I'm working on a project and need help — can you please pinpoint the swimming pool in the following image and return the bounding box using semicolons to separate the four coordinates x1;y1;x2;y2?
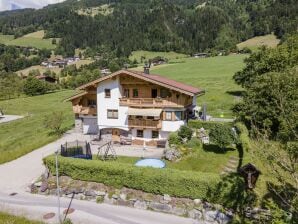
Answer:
135;158;166;168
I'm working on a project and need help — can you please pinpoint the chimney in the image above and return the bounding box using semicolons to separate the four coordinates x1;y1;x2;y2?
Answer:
143;64;150;74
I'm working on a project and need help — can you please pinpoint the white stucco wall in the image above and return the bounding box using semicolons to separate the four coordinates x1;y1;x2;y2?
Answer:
97;77;129;130
161;120;186;132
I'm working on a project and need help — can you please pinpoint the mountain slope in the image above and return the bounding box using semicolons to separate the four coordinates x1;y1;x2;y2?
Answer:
0;0;296;56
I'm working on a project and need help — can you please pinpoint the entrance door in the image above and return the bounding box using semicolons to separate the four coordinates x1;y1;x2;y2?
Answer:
112;129;120;142
151;89;158;98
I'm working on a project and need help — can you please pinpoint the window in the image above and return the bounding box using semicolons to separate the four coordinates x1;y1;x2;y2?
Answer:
88;100;96;107
107;109;118;119
152;131;159;139
175;111;183;120
147;116;154;120
136;115;143;119
105;89;111;98
160;88;170;98
137;130;143;138
124;89;130;98
133;89;138;98
165;111;172;120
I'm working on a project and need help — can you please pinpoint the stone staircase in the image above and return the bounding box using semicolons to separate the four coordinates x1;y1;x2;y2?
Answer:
220;156;239;176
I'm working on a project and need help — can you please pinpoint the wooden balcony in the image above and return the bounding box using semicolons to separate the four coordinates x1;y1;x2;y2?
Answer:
73;105;97;115
128;119;162;129
119;98;183;108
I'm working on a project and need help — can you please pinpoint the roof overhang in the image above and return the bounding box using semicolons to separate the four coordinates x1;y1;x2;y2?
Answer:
77;70;204;97
64;91;88;102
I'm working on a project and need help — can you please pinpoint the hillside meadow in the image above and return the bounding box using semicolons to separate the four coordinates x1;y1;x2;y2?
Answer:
0;30;56;49
0;90;74;164
133;54;246;118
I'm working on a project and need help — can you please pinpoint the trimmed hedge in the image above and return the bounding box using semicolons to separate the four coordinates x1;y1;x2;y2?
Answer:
44;155;220;200
188;120;233;130
235;122;251;151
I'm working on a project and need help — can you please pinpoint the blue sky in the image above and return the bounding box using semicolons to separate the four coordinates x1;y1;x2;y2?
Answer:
0;0;66;11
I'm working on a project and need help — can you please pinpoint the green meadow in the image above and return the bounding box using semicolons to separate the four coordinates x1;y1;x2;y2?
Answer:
0;90;74;164
0;31;56;49
135;54;247;118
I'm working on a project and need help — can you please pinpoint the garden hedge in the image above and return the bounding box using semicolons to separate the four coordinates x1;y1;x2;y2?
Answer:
44;155;220;200
188;120;233;130
235;122;251;151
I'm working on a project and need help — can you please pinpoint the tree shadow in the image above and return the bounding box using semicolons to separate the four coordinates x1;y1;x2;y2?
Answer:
203;144;235;154
207;173;258;219
236;143;244;170
226;90;246;97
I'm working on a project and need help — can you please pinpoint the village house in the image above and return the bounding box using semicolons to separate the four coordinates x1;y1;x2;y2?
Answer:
66;69;204;146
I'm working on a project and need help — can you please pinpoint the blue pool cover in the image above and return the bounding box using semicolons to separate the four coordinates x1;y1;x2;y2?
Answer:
135;158;166;168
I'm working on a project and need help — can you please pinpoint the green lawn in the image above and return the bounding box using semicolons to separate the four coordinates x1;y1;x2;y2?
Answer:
150;55;246;118
0;31;56;49
93;146;238;174
0;212;44;224
0;90;74;164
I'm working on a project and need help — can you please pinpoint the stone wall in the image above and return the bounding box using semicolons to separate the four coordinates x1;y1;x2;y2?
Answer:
32;175;232;224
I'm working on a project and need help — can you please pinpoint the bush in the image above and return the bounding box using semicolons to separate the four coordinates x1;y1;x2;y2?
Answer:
177;125;193;141
23;76;48;96
188;120;233;130
44;155;220;200
186;137;202;149
235;122;251;151
43;111;65;135
168;132;181;146
209;124;234;150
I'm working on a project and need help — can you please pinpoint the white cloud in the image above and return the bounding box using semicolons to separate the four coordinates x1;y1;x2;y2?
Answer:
0;0;66;11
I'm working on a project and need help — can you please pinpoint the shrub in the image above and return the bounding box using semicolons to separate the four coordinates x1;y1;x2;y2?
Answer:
168;132;181;146
235;122;251;151
186;137;202;149
178;125;193;141
23;76;48;96
44;155;220;200
43;111;65;135
188;120;233;130
209;124;234;150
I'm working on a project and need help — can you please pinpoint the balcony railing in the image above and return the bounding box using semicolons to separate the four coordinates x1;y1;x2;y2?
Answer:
119;98;183;108
128;119;162;129
73;105;97;115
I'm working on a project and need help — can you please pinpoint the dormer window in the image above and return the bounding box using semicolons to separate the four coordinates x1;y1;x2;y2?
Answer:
105;89;111;98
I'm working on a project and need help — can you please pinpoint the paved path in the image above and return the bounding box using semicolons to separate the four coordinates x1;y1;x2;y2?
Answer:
0;130;188;224
0;115;24;124
0;192;196;224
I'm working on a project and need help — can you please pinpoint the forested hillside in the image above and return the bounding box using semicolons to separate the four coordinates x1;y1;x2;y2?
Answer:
0;0;297;56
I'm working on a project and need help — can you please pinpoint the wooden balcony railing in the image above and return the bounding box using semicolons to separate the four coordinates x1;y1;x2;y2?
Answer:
73;105;97;115
119;98;183;108
128;119;162;129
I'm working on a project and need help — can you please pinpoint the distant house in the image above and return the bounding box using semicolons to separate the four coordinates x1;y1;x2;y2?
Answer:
100;68;111;76
193;53;208;58
150;57;167;66
36;75;57;83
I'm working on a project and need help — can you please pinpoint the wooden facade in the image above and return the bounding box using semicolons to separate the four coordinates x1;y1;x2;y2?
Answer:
70;88;97;116
119;75;192;108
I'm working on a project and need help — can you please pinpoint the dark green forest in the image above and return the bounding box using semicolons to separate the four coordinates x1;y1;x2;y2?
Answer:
0;0;297;56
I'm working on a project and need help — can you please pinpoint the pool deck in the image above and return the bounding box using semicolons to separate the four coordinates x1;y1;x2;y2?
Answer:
90;141;164;158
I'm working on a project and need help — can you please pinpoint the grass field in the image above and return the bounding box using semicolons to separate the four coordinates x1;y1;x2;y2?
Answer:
237;34;280;51
0;90;74;164
133;55;246;118
0;30;56;50
16;59;93;77
0;212;43;224
129;50;188;63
